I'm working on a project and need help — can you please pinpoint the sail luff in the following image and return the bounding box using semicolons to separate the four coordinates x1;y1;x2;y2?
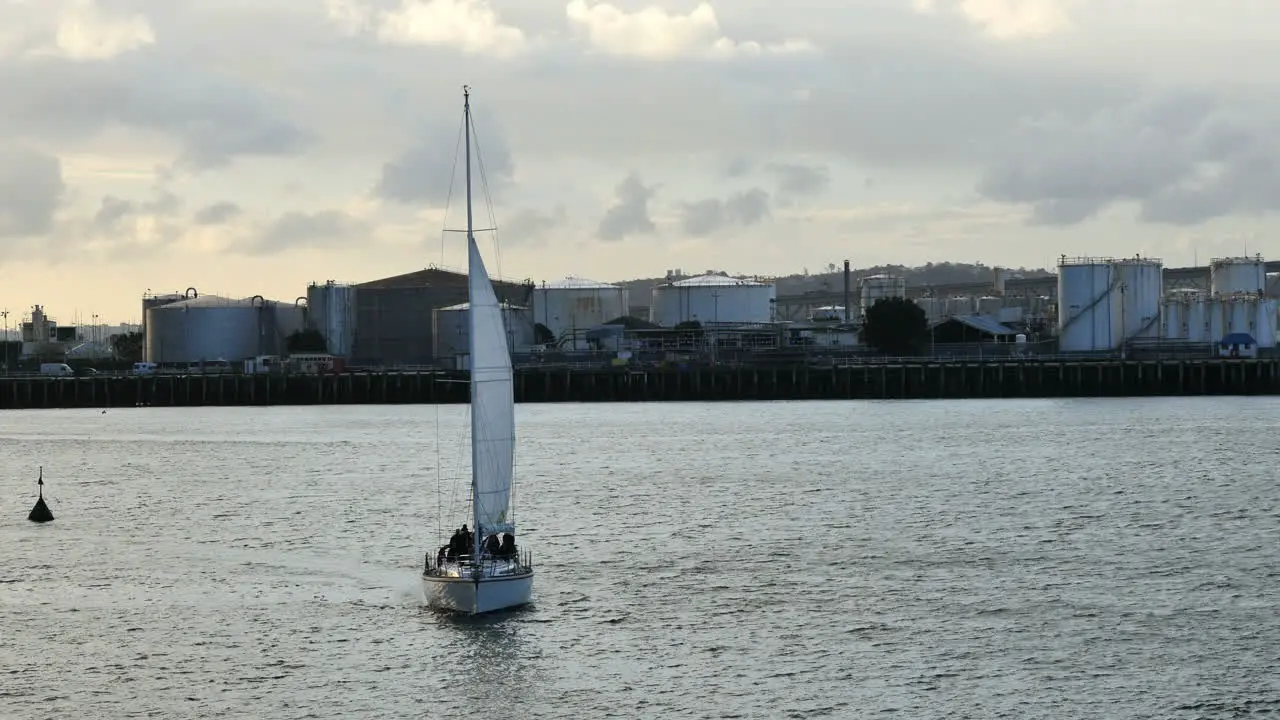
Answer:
464;85;482;562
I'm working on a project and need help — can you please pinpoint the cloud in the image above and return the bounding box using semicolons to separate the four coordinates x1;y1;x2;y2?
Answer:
252;210;371;255
0;0;155;62
679;188;771;236
92;189;180;229
912;0;1074;40
565;1;813;60
331;0;527;57
374;111;515;205
976;91;1280;226
503;205;567;245
597;172;656;241
193;201;243;226
0;147;66;238
766;162;831;201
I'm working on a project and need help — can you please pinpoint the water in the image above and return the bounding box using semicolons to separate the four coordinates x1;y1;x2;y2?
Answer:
1;399;1278;719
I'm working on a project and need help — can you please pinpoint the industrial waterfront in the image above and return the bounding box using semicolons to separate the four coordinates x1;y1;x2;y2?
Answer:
5;254;1280;382
3;357;1279;409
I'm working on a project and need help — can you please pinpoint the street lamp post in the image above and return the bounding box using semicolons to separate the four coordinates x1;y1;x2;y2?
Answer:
1;309;8;374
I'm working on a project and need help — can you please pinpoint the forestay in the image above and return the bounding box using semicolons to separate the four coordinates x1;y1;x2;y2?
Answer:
467;235;516;536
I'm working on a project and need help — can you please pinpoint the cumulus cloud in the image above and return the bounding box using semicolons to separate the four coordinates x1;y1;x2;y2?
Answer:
93;189;180;229
565;1;813;60
597;172;656;241
0;0;155;62
503;206;567;245
374;105;515;206
0;147;66;238
976;91;1280;226
912;0;1074;40
193;201;243;226
679;188;771;236
331;0;526;57
252;210;371;255
766;162;831;202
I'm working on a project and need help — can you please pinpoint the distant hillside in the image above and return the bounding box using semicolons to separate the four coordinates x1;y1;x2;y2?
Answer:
611;261;1054;302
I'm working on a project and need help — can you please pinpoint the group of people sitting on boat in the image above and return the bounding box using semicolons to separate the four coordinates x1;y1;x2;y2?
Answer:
435;523;518;564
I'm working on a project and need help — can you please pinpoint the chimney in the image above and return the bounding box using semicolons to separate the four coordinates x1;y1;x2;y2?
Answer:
842;260;851;322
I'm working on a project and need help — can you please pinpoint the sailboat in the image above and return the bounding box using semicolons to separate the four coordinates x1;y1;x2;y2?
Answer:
421;86;533;615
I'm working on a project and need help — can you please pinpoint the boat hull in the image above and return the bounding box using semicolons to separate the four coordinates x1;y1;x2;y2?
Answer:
422;571;533;615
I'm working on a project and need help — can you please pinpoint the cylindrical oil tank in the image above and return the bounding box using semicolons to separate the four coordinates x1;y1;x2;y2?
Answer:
432;302;535;359
1057;258;1122;352
1160;298;1185;340
1210;256;1267;295
1213;295;1278;348
945;296;975;316
858;274;906;316
977;296;1002;315
306;281;358;357
1184;296;1209;343
648;274;775;327
1260;299;1280;348
141;291;189;361
1114;258;1163;341
530;277;629;341
912;298;940;322
145;295;305;364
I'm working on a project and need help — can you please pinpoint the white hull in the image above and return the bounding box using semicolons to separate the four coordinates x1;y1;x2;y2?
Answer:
422;571;533;615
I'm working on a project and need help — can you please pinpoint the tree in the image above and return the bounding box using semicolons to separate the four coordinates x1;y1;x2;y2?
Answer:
286;328;328;353
860;297;929;356
111;331;144;362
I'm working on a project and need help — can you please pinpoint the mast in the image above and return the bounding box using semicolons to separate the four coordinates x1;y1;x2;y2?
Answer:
464;85;482;564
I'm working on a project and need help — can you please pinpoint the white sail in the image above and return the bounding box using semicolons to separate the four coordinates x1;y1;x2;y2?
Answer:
467;235;516;536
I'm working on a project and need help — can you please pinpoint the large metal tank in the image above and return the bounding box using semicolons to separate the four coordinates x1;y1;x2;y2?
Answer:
945;296;975;316
858;274;906;316
145;295;305;364
306;281;358;357
1210;255;1267;295
141;289;192;361
913;297;941;322
648;273;775;327
1209;295;1278;347
432;302;535;360
977;296;1002;316
1184;296;1210;343
1160;297;1185;340
1057;256;1162;351
530;276;629;341
1114;257;1163;342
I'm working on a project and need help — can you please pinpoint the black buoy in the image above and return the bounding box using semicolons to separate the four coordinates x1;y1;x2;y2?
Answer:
28;466;53;523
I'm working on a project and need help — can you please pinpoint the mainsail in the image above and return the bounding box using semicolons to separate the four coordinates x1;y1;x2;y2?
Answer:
467;235;516;535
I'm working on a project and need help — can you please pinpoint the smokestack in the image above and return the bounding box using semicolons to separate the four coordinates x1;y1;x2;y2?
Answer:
842;259;851;322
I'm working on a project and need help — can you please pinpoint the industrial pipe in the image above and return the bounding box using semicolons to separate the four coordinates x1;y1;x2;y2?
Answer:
185;287;198;299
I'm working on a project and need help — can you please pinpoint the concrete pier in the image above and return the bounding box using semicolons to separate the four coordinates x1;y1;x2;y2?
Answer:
1;359;1277;409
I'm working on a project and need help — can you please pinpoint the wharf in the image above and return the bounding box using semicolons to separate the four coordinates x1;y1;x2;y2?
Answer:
1;359;1279;409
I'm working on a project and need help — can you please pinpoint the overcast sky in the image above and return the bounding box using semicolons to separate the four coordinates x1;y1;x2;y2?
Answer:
3;0;1280;323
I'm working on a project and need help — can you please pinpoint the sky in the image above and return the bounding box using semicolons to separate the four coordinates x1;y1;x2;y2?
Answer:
4;0;1280;324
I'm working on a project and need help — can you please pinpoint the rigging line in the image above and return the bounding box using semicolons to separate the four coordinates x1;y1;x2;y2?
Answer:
435;116;465;547
468;112;503;281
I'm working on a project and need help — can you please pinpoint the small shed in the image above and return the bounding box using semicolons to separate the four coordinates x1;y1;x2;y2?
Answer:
931;314;1018;343
1218;332;1257;358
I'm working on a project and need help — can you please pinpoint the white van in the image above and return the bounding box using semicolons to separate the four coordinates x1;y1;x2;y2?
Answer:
39;363;74;377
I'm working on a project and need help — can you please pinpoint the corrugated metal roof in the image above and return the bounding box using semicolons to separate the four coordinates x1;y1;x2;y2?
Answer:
670;273;771;288
944;313;1018;335
541;276;618;290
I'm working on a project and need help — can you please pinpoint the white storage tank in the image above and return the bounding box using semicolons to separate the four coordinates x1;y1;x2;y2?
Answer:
1209;294;1278;348
649;273;775;327
858;274;906;316
913;298;941;322
531;276;629;342
306;281;357;357
1057;256;1163;352
1210;255;1267;295
808;305;845;322
945;296;975;316
977;296;1002;315
1160;297;1185;340
432;302;535;360
145;295;305;364
1184;296;1210;343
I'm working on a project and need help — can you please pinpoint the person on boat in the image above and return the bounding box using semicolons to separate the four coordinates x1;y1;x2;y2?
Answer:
484;533;500;556
436;545;448;566
498;533;517;559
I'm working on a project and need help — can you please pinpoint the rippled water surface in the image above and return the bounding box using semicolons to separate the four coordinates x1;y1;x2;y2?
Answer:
1;399;1278;719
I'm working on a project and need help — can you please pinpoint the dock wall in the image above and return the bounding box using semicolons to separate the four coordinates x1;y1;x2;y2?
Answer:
2;359;1279;409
